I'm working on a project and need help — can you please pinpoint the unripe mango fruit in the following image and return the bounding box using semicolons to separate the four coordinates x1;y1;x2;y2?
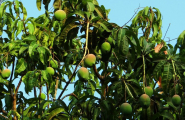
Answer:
144;86;153;97
120;103;132;116
101;42;111;54
139;94;151;108
78;67;89;81
84;54;96;68
49;59;58;69
54;10;66;21
39;93;46;100
107;36;113;44
1;69;11;78
172;94;181;106
46;67;55;75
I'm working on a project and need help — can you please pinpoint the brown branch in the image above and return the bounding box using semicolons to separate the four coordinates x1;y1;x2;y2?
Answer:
15;77;22;95
105;66;117;77
93;64;104;81
0;113;8;119
9;56;15;97
61;93;78;100
57;66;78;100
54;79;59;101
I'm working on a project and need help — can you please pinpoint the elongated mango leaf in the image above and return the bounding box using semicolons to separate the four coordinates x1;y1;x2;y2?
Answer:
14;0;19;17
94;5;105;18
37;46;46;64
117;28;129;55
174;30;185;52
123;80;134;98
19;45;28;55
19;1;27;20
38;100;52;115
68;10;85;18
143;6;149;16
46;107;66;120
0;2;6;19
87;2;95;13
162;63;173;94
59;22;80;43
153;7;161;21
160;111;174;120
96;19;112;32
152;23;158;38
153;60;167;81
22;35;37;42
14;58;27;74
27;23;34;35
36;0;42;11
22;71;38;94
16;20;23;36
28;41;39;58
23;104;36;116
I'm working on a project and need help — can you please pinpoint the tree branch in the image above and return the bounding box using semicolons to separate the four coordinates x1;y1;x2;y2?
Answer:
93;64;104;81
61;93;78;100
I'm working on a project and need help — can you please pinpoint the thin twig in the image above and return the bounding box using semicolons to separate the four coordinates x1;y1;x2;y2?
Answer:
61;93;78;100
163;23;171;40
121;4;140;28
0;113;9;119
15;77;22;95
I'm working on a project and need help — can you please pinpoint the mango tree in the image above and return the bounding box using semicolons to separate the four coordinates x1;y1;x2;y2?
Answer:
0;0;185;120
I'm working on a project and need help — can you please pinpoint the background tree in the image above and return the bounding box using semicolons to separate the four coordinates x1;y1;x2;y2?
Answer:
0;0;185;120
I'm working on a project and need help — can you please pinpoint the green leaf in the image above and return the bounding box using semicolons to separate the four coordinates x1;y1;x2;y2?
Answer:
8;42;16;51
96;19;112;32
68;10;85;18
38;100;52;115
124;80;134;98
16;20;23;36
19;1;27;20
22;71;38;94
5;95;12;110
0;2;6;19
93;107;100;120
162;63;173;94
22;35;37;42
59;22;80;43
23;104;36;116
88;80;96;95
37;46;46;64
46;107;66;120
36;0;42;11
152;23;158;38
87;2;95;13
27;23;34;35
94;5;105;18
143;6;149;16
14;0;19;16
153;7;161;21
14;58;27;75
28;41;39;58
19;45;28;55
117;28;129;55
153;60;166;81
157;29;162;39
160;111;174;120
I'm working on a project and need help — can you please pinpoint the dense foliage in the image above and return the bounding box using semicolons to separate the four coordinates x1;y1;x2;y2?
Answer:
0;0;185;120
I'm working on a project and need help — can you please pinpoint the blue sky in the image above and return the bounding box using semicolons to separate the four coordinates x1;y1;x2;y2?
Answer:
2;0;185;106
